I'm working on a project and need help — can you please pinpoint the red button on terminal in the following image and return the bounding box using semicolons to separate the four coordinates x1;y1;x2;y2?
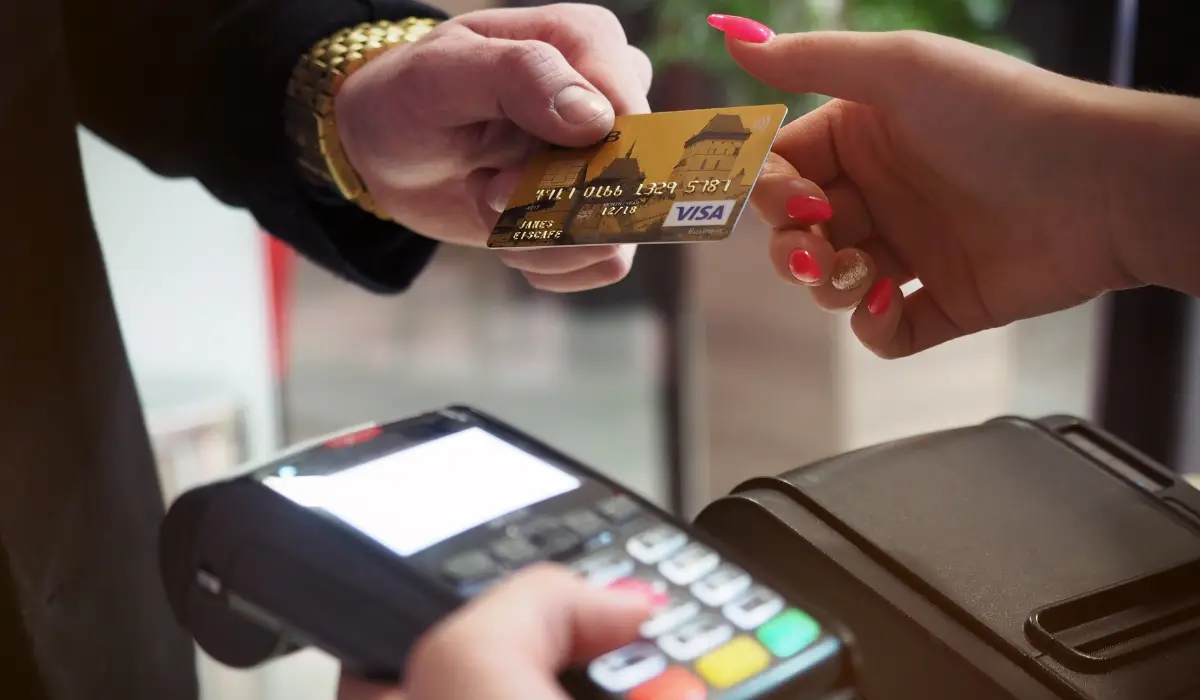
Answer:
628;666;707;700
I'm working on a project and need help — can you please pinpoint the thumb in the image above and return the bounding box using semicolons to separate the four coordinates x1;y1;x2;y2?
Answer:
400;30;616;147
488;38;617;146
405;565;655;699
724;28;943;107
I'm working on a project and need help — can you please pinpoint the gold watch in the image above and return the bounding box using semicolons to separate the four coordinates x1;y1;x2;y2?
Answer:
285;17;440;220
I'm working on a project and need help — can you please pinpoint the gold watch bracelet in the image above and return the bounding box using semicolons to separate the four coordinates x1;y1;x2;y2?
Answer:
285;17;440;220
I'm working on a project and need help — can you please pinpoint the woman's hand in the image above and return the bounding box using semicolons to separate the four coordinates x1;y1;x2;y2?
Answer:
708;18;1167;358
337;565;658;700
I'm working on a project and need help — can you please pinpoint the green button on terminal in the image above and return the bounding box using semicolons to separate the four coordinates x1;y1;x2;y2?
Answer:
756;608;821;658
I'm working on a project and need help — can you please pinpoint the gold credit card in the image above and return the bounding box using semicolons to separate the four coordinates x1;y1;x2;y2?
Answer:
487;105;789;249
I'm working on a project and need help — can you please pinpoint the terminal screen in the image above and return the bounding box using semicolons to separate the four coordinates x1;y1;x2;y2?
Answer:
262;427;581;555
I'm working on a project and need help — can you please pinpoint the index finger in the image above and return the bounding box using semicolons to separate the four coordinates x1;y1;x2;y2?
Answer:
459;4;651;116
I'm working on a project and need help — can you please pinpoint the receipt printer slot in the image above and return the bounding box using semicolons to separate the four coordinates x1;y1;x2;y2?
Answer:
1027;558;1200;672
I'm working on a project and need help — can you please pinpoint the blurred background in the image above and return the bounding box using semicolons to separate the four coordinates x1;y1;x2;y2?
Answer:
81;0;1199;699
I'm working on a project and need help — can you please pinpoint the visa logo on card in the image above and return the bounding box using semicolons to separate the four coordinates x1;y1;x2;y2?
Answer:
662;200;738;228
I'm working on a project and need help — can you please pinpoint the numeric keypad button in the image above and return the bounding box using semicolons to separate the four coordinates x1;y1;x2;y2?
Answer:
597;495;641;523
517;519;582;560
657;614;734;661
588;643;667;692
640;592;701;639
440;551;500;586
691;564;751;607
561;509;608;539
723;586;785;631
626;525;688;564
659;543;720;586
489;537;540;565
572;549;636;587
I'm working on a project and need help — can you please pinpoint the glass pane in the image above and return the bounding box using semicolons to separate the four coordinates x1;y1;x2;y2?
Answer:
282;244;670;505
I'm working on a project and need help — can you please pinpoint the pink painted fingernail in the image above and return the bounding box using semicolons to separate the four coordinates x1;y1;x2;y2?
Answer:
708;14;776;44
608;578;670;608
788;249;821;284
866;278;895;316
786;196;832;224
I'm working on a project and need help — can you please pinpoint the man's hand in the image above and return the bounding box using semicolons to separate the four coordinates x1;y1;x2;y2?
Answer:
337;564;658;700
335;4;652;293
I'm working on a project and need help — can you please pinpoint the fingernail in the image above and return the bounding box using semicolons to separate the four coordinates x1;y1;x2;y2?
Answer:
866;278;895;316
608;578;670;608
485;169;524;213
830;251;869;291
788;249;821;284
786;196;832;224
554;85;611;125
487;178;514;212
708;14;776;44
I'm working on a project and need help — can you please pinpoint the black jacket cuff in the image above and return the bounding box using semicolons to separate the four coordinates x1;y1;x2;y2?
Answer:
258;0;451;294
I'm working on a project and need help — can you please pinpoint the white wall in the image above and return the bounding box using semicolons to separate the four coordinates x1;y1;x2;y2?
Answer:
835;323;1010;449
79;128;280;462
1006;302;1104;420
79;127;281;700
836;300;1105;450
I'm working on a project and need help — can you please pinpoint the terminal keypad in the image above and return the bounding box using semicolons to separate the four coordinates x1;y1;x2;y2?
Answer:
574;507;828;699
434;495;827;699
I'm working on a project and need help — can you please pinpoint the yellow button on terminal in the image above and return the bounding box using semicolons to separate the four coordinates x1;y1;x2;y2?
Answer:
694;636;771;689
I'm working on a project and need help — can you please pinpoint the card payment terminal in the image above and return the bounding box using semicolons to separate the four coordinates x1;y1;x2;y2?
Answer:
159;406;856;700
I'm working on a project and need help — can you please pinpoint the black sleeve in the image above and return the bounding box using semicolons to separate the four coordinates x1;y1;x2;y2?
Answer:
61;0;450;294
